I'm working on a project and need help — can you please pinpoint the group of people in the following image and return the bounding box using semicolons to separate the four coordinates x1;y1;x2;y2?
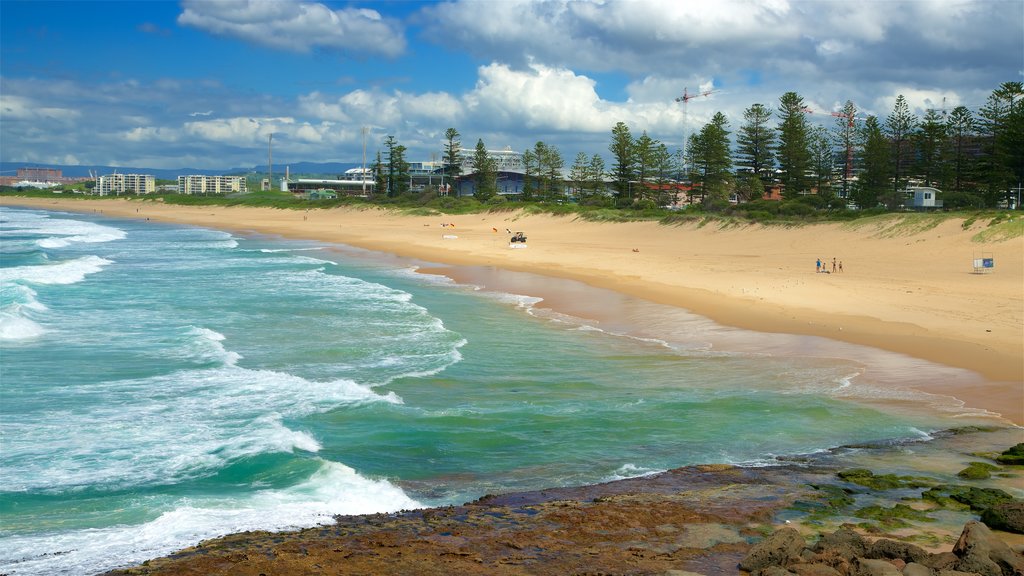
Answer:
816;257;843;274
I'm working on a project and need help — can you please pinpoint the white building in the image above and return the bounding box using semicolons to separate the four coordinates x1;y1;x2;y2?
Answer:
457;146;524;173
177;175;247;195
96;173;155;195
906;186;943;209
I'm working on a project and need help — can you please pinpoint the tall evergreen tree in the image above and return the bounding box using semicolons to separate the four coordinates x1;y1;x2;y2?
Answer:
884;94;918;197
382;135;411;197
977;82;1024;207
372;150;386;198
808;125;834;198
692;112;732;209
915;109;950;188
735;103;775;180
443;128;462;190
587;154;606;200
472;138;497;202
856;116;890;209
633;131;657;198
776;92;812;198
832;100;861;198
569;151;590;199
947;105;976;195
520;148;537;201
651;143;675;206
608;122;635;200
538;142;564;201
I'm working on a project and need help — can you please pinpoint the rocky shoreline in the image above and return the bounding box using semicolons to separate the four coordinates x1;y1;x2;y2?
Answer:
104;427;1022;576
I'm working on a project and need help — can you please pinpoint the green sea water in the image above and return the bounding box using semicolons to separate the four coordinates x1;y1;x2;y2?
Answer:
0;207;997;575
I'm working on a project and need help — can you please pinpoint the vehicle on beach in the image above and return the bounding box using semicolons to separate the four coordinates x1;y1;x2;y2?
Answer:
510;231;527;243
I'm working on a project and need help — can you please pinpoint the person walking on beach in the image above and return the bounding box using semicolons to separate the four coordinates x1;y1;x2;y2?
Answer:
838;261;843;273
816;258;821;273
832;258;836;273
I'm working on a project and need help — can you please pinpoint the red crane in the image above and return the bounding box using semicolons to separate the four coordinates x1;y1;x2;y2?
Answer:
674;87;718;172
801;106;867;186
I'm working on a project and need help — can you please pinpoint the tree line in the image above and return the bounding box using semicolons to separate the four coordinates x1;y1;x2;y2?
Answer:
370;82;1022;211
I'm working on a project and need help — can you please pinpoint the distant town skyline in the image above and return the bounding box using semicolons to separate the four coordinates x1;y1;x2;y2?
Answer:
2;0;1022;170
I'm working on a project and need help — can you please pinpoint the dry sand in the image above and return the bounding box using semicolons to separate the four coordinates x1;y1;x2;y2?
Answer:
4;196;1022;424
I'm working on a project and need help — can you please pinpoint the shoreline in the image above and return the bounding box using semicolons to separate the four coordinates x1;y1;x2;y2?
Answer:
2;195;1021;424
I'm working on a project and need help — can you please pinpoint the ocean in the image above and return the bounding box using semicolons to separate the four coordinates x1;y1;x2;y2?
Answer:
0;206;997;575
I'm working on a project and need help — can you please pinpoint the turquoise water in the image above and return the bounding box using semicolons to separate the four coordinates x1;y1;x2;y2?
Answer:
0;207;988;575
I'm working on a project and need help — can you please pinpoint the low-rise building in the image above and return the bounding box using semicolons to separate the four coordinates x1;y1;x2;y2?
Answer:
177;175;247;195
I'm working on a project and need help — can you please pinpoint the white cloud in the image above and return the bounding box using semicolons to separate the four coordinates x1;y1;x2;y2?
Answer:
0;94;81;122
123;126;180;143
177;0;406;57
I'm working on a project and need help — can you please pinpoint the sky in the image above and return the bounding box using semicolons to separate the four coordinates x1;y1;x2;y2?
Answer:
1;0;1022;171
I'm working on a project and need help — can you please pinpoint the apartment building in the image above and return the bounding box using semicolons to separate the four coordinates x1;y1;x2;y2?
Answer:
177;175;247;195
96;173;155;195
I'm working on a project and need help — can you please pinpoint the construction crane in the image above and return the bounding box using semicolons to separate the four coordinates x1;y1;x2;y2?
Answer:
801;106;867;195
674;87;718;174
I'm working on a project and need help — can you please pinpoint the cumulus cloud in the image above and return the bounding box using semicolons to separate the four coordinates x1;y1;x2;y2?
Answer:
1;94;81;121
177;0;406;57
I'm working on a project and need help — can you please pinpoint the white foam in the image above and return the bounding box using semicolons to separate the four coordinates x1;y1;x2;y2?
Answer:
603;463;664;482
185;326;242;366
0;255;113;285
0;209;127;248
0;460;422;576
0;363;404;492
0;311;46;341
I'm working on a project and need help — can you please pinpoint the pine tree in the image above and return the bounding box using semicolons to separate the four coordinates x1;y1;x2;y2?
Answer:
692;112;732;210
443;128;462;190
856;116;890;209
977;82;1024;207
832;100;861;199
569;151;590;199
808;125;833;198
776;92;811;198
884;94;918;198
472;138;496;202
915;109;950;188
587;154;606;200
947;105;976;195
633;131;657;199
735;103;775;181
608;122;635;200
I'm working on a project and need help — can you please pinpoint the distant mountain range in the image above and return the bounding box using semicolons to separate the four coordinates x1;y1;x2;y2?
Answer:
1;161;362;181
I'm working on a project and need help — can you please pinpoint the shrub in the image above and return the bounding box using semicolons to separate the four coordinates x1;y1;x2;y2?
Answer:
779;201;816;217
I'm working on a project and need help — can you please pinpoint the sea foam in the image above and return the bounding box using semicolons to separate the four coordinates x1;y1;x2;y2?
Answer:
0;459;422;576
0;255;113;285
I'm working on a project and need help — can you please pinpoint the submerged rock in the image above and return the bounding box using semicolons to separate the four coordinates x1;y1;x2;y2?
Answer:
980;501;1024;534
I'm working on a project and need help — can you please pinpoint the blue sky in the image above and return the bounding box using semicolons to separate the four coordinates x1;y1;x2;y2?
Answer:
2;0;1022;171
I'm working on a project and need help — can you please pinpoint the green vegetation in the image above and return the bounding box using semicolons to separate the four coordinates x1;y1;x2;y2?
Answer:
836;469;934;491
853;503;935;530
995;443;1024;465
956;462;1000;480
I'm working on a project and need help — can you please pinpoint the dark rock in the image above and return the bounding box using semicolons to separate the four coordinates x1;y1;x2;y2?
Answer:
739;527;806;573
867;539;930;564
952;520;1024;576
851;557;902;576
951;488;1016;512
789;562;843;576
923;552;960;571
995;443;1024;465
814;527;868;561
980;501;1024;534
759;566;796;576
903;562;933;576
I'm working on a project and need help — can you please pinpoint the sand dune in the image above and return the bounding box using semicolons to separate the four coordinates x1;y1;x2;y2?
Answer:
4;196;1021;423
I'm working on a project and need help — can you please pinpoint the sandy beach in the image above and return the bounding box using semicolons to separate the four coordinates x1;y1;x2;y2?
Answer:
3;195;1021;424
